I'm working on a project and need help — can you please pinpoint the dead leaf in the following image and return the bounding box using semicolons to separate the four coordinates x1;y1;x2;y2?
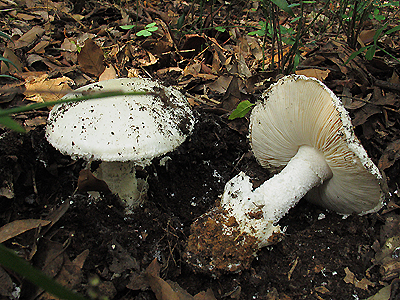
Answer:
295;68;330;81
24;116;47;128
246;36;263;61
156;66;183;76
145;274;181;300
77;169;111;194
28;40;49;54
390;71;400;85
0;266;13;297
378;140;400;170
206;76;233;94
0;180;14;199
221;76;241;111
24;74;73;103
109;241;139;273
11;12;38;21
138;50;159;67
40;200;70;237
0;219;51;243
77;38;106;76
26;54;76;73
351;104;382;127
13;26;45;49
237;53;252;78
366;284;391;300
343;94;371;110
315;286;330;294
180;34;207;58
127;259;216;300
37;248;89;300
60;38;78;63
1;47;22;73
193;288;217;300
359;29;376;45
183;63;201;77
300;55;326;67
99;65;118;81
35;239;66;279
344;267;375;290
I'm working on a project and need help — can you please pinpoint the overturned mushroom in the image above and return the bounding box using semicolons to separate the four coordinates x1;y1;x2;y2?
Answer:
46;78;195;209
185;74;385;275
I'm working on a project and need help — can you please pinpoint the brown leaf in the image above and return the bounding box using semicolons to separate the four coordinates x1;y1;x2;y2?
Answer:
127;259;216;300
221;76;241;111
109;241;139;273
180;34;207;58
138;51;159;67
13;26;45;49
0;266;13;297
61;38;78;63
99;65;118;81
237;53;252;79
206;76;233;94
343;267;374;290
32;239;66;282
0;219;51;243
145;274;181;300
0;180;13;199
183;63;201;77
77;38;105;76
359;29;376;45
194;288;217;300
24;74;73;103
77;169;111;194
295;69;330;81
351;104;381;127
378;139;400;170
41;200;70;236
28;40;50;54
37;248;89;300
1;47;22;73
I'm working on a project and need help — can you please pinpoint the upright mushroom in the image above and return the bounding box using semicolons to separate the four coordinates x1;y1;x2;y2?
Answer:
185;74;385;274
46;77;195;209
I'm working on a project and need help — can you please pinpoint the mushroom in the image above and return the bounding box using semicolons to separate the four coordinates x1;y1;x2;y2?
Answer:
185;74;385;275
46;77;195;209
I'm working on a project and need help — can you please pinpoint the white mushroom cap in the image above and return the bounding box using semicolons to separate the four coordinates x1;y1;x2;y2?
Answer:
250;74;384;214
46;78;195;167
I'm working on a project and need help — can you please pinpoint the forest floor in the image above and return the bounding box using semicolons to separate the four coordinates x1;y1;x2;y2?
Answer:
1;0;400;299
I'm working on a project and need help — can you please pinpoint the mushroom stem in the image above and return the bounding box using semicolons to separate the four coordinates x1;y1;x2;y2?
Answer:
185;145;334;274
222;145;333;247
94;161;141;207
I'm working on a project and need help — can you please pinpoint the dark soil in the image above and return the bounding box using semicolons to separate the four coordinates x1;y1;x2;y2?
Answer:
0;106;394;299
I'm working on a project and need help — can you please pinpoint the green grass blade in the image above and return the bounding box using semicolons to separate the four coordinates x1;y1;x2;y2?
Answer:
0;56;19;70
385;25;400;35
0;244;89;300
0;90;147;118
0;116;25;132
268;0;294;17
0;74;19;80
0;31;12;41
345;46;369;64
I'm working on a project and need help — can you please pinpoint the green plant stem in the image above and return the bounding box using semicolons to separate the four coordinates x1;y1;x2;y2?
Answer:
0;244;89;300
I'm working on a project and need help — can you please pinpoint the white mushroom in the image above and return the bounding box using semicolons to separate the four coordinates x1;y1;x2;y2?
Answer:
185;74;385;274
46;78;195;209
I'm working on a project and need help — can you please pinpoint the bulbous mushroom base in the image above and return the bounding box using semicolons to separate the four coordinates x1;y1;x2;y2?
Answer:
184;206;283;276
